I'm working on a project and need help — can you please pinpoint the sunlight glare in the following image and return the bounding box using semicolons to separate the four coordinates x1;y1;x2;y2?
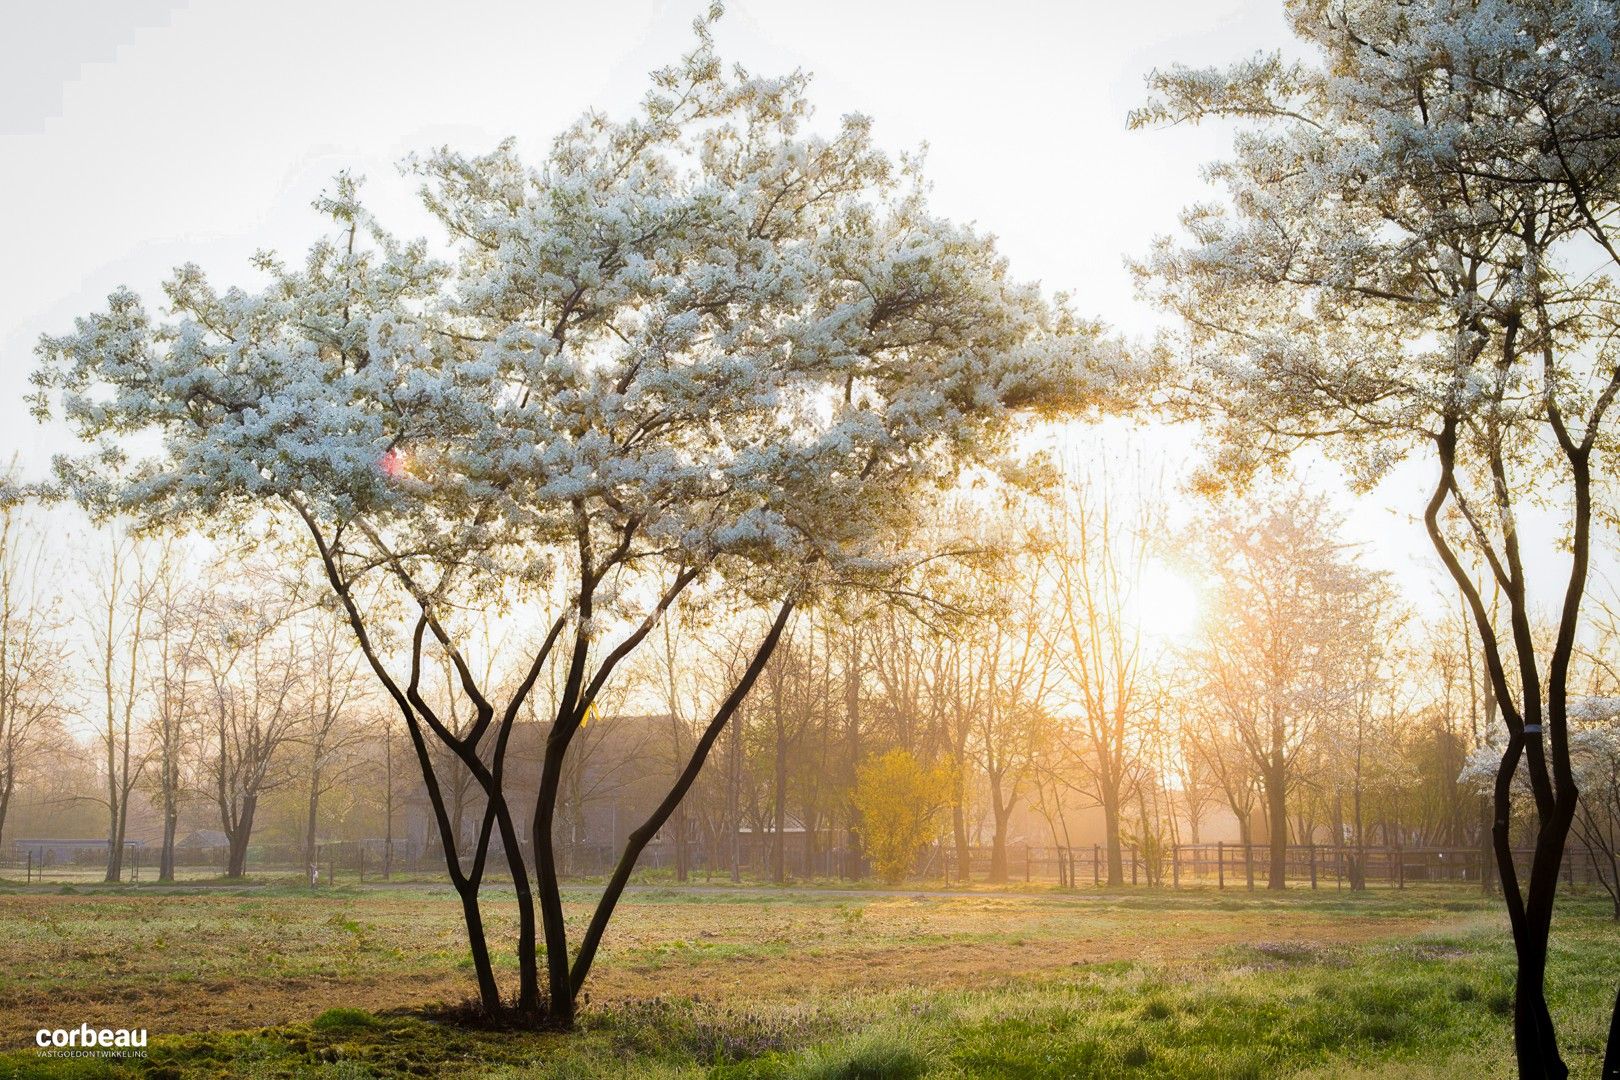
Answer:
1133;561;1200;641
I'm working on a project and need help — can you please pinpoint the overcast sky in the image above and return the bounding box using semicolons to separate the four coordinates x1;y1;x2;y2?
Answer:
0;0;1589;614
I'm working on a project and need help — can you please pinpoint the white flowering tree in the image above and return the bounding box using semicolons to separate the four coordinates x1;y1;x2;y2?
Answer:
1133;1;1620;1073
1571;716;1620;923
1465;699;1620;921
32;16;1123;1026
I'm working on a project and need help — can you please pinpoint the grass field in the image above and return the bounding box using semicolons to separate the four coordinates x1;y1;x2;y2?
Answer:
0;880;1614;1078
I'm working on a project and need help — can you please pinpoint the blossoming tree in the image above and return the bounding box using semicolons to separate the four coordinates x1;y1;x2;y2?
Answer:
1132;1;1620;1073
33;15;1125;1026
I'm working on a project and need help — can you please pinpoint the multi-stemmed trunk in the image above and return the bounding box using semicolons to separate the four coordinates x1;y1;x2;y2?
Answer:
302;497;795;1029
223;794;256;879
1490;762;1578;1080
1422;414;1604;1078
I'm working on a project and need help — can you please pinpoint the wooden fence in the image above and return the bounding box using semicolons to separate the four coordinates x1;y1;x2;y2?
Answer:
2;838;1606;890
936;841;1606;890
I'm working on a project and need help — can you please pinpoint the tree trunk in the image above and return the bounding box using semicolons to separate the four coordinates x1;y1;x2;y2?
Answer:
567;600;793;1015
104;787;123;883
1267;767;1287;891
383;730;395;881
1102;781;1125;887
0;781;13;859
727;719;741;884
458;883;503;1016
673;804;689;883
303;766;322;884
159;786;178;883
844;633;862;880
225;793;257;878
952;796;970;883
802;807;818;879
772;735;787;884
987;774;1010;884
533;733;577;1028
1481;722;1573;1080
1238;815;1256;890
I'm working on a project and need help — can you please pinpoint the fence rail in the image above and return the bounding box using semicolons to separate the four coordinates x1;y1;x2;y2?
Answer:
938;841;1606;890
0;838;1606;890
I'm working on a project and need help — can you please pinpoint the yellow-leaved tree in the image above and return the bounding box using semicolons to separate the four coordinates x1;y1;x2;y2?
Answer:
853;750;956;885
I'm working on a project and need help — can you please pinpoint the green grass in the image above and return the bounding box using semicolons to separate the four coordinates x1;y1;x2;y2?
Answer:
0;886;1613;1078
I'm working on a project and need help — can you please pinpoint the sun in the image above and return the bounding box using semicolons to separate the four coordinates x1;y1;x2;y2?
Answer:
1132;561;1201;641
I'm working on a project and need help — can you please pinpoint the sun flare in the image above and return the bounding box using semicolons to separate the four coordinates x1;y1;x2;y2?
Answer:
1133;561;1200;641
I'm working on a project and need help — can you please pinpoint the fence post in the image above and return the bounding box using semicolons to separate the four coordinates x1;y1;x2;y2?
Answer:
328;851;335;887
1026;846;1032;883
1172;844;1180;889
1309;844;1317;890
1093;844;1100;887
1396;846;1405;889
26;850;32;885
1217;841;1225;890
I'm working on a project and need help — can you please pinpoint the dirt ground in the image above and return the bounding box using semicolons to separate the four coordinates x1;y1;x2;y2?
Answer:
0;884;1458;1045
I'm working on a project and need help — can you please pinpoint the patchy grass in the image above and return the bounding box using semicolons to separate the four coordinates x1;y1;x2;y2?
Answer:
0;884;1613;1077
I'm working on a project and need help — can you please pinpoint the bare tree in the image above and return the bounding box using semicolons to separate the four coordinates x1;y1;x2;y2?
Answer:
1188;489;1383;890
297;615;371;882
1043;473;1162;885
195;577;304;879
1171;716;1219;846
969;591;1055;884
145;545;201;881
1187;701;1262;889
0;503;71;850
85;535;162;882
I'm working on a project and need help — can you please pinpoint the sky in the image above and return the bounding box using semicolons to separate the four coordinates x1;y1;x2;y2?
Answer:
0;0;1591;618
